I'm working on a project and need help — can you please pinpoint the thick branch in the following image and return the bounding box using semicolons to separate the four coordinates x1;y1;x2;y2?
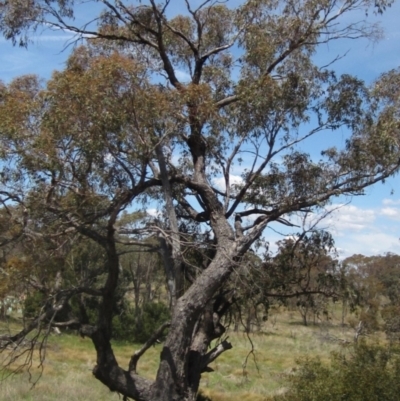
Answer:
155;143;184;306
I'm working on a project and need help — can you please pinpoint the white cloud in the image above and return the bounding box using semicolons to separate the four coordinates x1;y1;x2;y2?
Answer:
147;208;161;218
213;174;243;191
381;207;400;221
309;201;400;258
337;232;400;259
239;199;399;259
324;204;376;234
175;69;191;82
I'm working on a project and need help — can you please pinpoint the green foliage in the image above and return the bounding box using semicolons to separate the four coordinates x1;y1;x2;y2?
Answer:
24;290;76;323
342;253;400;340
382;305;400;344
23;291;45;319
277;343;400;401
112;302;170;343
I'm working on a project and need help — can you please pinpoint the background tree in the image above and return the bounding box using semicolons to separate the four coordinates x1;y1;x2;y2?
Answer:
224;229;339;332
0;1;400;401
340;254;384;340
342;253;400;342
268;231;338;326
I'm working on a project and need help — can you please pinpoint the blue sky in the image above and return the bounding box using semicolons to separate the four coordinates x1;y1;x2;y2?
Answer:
1;1;400;258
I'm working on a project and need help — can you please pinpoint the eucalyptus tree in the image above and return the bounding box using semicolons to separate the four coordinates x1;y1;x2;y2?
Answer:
343;253;400;342
1;1;400;401
269;231;339;326
224;229;340;331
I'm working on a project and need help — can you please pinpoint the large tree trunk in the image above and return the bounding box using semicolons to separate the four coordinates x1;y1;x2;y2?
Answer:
149;242;236;401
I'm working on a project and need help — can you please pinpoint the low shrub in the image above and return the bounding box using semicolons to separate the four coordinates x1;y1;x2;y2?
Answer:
113;302;170;343
277;342;400;401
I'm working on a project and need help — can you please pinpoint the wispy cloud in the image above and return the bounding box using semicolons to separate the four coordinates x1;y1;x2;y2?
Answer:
382;198;400;206
325;204;376;233
34;35;76;42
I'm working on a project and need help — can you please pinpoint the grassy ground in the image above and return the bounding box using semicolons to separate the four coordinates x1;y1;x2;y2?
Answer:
0;308;359;401
200;309;356;401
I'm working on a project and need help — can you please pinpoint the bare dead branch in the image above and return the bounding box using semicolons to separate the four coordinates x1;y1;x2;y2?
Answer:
129;322;171;373
200;339;232;373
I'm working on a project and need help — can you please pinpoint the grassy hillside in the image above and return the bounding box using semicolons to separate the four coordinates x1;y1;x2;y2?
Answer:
0;308;363;401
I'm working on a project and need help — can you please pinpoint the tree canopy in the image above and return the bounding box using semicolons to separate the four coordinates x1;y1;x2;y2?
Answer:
0;1;400;401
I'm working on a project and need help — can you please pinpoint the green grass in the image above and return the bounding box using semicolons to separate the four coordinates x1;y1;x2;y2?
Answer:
200;309;357;401
0;308;366;401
